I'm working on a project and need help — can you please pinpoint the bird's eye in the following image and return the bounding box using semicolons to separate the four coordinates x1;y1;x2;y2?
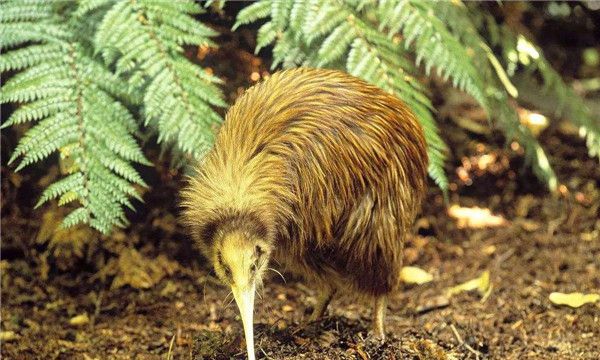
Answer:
255;245;264;258
216;252;232;279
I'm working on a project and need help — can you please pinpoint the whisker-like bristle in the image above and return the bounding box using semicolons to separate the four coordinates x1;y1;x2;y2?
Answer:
222;290;233;306
269;267;287;283
225;294;236;309
255;288;263;301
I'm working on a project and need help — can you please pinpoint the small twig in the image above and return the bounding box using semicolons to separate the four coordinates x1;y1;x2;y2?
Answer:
166;333;176;360
493;248;515;269
450;324;482;359
259;347;273;359
348;343;369;360
89;289;104;331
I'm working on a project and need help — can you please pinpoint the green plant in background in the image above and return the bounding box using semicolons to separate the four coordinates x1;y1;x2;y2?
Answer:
235;0;600;193
1;0;224;233
2;0;599;235
472;8;600;161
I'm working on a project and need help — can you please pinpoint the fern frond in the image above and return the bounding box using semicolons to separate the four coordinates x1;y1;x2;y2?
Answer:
516;37;600;160
233;0;271;31
0;98;72;128
317;22;356;66
0;1;53;23
2;0;148;234
434;1;518;98
74;0;114;17
271;0;293;31
302;1;346;45
540;75;600;159
379;0;488;107
469;8;599;172
0;22;71;48
0;43;64;72
493;97;558;190
256;21;277;53
94;0;224;160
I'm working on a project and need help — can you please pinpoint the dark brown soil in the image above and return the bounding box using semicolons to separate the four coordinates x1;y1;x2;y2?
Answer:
2;118;599;359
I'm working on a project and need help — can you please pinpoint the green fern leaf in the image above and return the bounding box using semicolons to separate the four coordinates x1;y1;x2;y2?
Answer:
61;208;91;229
2;0;149;234
95;0;224;160
317;22;356;66
256;21;277;54
233;0;271;31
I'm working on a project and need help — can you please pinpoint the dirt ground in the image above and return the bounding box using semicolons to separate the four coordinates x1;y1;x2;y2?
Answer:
2;5;600;360
2;114;599;359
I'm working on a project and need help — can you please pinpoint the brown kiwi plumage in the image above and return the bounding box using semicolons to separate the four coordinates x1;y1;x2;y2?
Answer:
181;68;428;359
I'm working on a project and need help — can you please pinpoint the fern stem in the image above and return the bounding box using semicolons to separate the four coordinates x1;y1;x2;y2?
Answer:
132;1;199;148
66;42;90;215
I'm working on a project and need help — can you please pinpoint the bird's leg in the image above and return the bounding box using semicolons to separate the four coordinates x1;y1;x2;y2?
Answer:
372;295;387;340
308;287;335;322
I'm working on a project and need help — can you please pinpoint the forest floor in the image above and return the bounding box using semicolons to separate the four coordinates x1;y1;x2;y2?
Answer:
2;114;599;360
2;7;600;360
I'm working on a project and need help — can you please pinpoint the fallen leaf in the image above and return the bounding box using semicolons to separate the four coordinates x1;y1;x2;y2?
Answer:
400;266;433;284
0;331;18;342
69;313;89;327
447;271;490;297
111;248;179;289
448;205;507;229
274;319;287;330
549;292;600;308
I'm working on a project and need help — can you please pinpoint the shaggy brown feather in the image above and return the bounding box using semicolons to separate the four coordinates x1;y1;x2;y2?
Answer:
181;67;428;331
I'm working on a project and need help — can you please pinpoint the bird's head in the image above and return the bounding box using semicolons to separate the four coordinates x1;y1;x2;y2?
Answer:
213;230;271;360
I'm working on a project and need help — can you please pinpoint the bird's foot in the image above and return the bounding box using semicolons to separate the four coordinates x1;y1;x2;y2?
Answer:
370;295;387;342
368;327;386;342
307;287;335;323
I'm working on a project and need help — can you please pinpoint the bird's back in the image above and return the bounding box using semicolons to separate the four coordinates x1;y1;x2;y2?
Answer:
187;68;428;295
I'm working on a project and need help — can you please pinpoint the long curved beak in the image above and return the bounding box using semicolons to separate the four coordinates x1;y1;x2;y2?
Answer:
232;283;256;360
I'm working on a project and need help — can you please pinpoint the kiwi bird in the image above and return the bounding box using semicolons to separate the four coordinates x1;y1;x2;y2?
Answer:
181;68;428;360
